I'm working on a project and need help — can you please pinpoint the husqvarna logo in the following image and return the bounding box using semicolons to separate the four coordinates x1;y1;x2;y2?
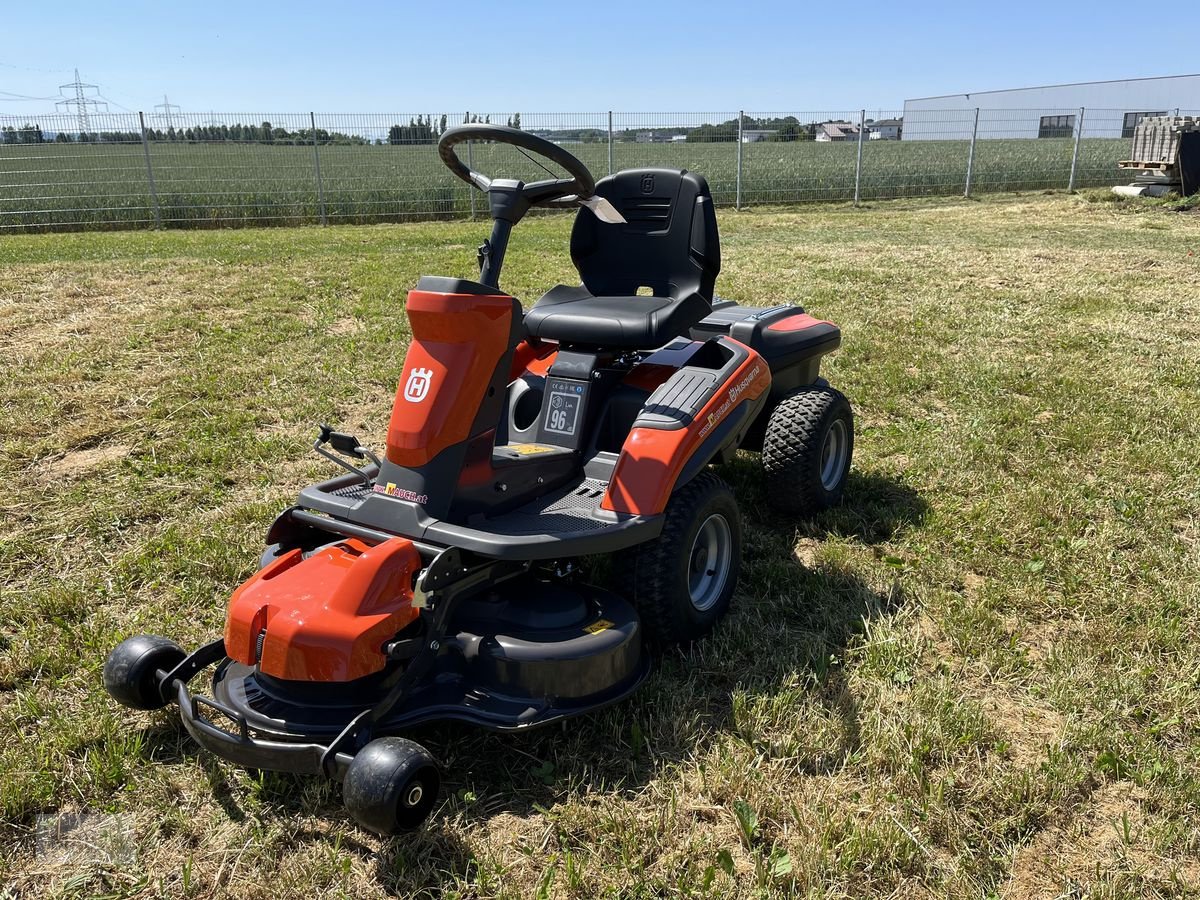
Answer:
640;174;655;193
404;367;433;402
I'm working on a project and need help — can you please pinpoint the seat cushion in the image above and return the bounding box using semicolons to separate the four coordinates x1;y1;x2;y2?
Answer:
525;284;711;349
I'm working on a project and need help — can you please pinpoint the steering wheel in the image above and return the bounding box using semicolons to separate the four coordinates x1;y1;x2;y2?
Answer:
438;124;596;210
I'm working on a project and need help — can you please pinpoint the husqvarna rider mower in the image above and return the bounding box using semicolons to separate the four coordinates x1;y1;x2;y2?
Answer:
104;125;853;834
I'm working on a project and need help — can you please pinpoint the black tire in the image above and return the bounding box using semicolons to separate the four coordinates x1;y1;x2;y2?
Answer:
343;737;440;835
103;635;186;710
762;386;854;516
615;471;741;645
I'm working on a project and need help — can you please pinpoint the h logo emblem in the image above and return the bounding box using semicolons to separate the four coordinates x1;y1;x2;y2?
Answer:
404;367;434;403
640;174;654;194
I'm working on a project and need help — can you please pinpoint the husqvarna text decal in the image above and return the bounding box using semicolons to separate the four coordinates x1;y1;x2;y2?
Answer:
698;363;764;439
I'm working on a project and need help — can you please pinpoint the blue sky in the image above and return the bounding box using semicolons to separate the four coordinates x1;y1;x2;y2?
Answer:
1;0;1195;115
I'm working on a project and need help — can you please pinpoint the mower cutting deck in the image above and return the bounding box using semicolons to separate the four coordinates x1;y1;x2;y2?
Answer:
104;124;854;834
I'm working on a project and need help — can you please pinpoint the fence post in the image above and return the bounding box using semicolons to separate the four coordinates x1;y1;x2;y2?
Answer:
310;112;327;226
964;107;980;198
735;110;744;210
467;140;476;220
607;110;614;175
854;108;866;206
137;111;162;229
1067;107;1085;191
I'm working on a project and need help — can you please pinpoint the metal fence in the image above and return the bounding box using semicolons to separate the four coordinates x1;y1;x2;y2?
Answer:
0;107;1192;232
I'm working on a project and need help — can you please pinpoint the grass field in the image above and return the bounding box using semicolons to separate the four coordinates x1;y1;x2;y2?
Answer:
2;192;1200;898
0;137;1131;231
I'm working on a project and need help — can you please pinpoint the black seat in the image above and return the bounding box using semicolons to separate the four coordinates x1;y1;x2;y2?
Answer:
524;169;720;349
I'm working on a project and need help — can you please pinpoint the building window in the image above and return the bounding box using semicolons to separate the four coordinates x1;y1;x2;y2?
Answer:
1122;111;1167;139
1038;115;1076;139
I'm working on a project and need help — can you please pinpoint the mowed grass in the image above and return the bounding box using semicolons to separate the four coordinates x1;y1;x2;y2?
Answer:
0;137;1130;231
1;192;1199;898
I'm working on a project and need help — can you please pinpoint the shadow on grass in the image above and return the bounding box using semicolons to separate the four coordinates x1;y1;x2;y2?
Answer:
817;469;929;544
722;455;929;545
382;499;909;881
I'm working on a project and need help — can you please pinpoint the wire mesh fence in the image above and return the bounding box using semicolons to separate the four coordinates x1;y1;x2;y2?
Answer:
0;107;1193;232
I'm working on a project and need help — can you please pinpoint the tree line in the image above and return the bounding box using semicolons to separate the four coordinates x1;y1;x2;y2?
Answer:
685;116;820;142
0;121;370;145
0;112;528;146
385;112;522;145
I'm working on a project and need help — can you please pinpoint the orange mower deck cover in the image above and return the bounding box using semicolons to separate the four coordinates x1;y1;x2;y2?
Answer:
224;537;422;682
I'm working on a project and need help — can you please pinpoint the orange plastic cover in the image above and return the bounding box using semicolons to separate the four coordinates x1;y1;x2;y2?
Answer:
765;312;833;332
224;538;422;682
602;344;771;515
386;290;515;468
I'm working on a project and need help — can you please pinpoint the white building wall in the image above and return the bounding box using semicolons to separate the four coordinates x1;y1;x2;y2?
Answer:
902;74;1200;140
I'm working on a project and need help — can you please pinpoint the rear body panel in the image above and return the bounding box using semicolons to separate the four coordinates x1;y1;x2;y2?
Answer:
602;338;770;515
691;300;840;394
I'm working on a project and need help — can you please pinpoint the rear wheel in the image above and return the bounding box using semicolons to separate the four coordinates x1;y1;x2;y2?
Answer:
762;386;853;516
343;737;440;834
615;471;741;645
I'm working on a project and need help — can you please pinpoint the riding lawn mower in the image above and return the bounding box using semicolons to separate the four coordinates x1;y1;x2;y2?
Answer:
104;124;853;834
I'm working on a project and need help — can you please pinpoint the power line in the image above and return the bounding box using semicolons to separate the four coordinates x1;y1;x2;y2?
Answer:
56;68;107;134
0;59;71;75
0;90;60;101
98;93;134;113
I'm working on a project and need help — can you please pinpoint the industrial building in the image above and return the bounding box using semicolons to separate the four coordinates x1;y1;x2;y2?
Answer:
901;74;1200;141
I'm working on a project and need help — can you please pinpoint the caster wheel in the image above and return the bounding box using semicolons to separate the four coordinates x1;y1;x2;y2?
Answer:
762;385;854;516
103;635;186;710
343;737;440;834
615;471;741;645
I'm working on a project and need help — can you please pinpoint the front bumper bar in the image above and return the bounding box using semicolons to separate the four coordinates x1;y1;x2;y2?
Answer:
164;639;354;779
176;680;354;777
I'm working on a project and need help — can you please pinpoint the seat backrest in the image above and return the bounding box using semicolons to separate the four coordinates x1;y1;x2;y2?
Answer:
569;168;720;301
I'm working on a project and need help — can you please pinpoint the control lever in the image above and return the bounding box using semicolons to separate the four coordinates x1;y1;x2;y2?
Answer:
314;424;381;487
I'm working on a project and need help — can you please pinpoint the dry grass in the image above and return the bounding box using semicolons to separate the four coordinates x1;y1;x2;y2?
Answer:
1;191;1199;898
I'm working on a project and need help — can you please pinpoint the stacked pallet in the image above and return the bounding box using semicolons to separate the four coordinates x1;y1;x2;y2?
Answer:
1114;116;1200;197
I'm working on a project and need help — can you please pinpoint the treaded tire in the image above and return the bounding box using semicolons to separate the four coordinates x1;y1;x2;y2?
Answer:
103;635;186;710
762;386;853;516
615;471;741;645
343;737;440;835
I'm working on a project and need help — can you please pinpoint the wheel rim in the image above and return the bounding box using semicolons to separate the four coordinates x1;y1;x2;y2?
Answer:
820;418;849;492
688;514;733;612
393;768;439;830
403;782;424;808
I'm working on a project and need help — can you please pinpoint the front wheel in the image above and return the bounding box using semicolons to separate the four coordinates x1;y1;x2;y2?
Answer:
615;471;741;645
343;737;440;834
103;635;186;710
762;386;853;516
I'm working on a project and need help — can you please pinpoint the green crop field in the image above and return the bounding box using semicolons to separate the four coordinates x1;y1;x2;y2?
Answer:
2;191;1199;898
0;137;1131;231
